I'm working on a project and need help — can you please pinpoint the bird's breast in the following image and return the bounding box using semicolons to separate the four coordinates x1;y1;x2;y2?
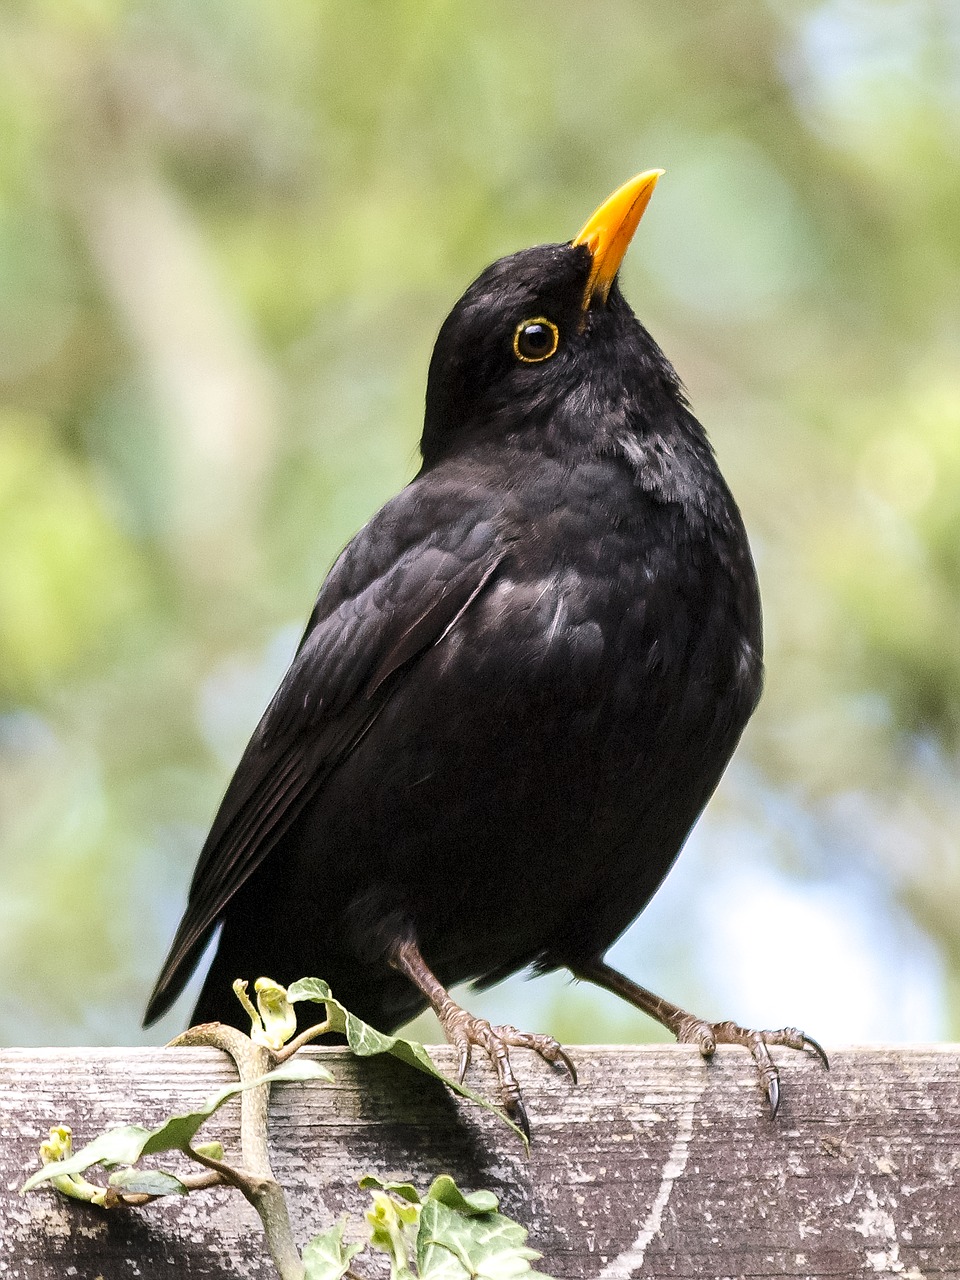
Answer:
459;482;756;703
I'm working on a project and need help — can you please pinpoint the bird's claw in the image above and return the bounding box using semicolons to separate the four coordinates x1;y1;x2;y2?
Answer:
801;1033;830;1071
455;1041;472;1084
766;1072;780;1119
675;1017;827;1119
555;1045;579;1085
437;1012;576;1137
508;1094;531;1142
493;1023;579;1084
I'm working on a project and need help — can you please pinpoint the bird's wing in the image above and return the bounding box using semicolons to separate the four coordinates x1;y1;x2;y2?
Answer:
144;499;508;1024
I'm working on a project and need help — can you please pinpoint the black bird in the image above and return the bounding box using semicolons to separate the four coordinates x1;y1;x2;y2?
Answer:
146;173;825;1132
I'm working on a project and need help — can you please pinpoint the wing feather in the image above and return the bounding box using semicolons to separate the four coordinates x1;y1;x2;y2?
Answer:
144;506;507;1025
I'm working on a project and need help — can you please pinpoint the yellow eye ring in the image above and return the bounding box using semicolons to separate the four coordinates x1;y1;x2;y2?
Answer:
513;317;559;363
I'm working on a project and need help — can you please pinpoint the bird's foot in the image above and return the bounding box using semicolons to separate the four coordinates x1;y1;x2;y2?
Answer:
673;1014;828;1118
388;935;576;1138
570;957;828;1119
441;1007;577;1139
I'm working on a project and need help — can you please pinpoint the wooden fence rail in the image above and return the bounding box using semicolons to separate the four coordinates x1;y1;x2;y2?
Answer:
2;1044;957;1278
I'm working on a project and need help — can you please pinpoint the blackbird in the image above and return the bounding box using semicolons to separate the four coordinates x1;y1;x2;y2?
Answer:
145;172;825;1133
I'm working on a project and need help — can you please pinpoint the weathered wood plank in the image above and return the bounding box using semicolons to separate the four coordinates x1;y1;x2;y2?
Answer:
2;1045;957;1278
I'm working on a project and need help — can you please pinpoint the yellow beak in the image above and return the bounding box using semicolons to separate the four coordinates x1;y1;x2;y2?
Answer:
572;170;664;309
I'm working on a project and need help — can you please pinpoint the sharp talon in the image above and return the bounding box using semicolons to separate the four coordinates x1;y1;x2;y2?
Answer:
558;1048;578;1084
509;1094;531;1142
767;1073;780;1119
803;1034;830;1070
457;1045;470;1084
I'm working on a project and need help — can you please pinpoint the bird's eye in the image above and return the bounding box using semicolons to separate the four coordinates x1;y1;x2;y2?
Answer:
513;317;559;363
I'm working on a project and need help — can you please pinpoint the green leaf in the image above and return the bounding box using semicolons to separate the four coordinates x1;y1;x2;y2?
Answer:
192;1141;224;1161
21;1057;331;1193
287;978;525;1140
253;977;299;1049
139;1057;332;1157
263;1057;336;1085
303;1218;365;1280
38;1125;72;1165
425;1175;498;1216
357;1176;541;1280
21;1125;153;1192
287;976;336;1003
233;977;300;1048
107;1168;189;1197
417;1201;552;1280
359;1174;422;1204
366;1189;420;1280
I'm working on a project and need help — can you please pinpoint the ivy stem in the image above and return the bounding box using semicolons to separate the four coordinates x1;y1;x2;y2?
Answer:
274;1018;333;1062
171;1023;305;1280
102;1168;225;1208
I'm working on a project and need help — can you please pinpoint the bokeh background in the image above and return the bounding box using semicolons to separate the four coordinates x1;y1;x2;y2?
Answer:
2;0;959;1050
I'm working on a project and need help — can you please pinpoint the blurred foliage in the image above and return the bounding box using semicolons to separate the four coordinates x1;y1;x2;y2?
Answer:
1;0;959;1047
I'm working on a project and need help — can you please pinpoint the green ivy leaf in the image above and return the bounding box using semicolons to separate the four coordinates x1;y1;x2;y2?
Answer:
139;1057;332;1157
417;1201;551;1280
287;978;525;1141
425;1175;498;1216
21;1125;153;1193
357;1175;541;1280
21;1057;331;1193
366;1188;420;1280
192;1141;224;1161
358;1174;422;1204
303;1217;365;1280
107;1168;189;1197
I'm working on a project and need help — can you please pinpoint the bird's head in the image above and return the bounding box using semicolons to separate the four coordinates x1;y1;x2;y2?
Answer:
421;171;683;467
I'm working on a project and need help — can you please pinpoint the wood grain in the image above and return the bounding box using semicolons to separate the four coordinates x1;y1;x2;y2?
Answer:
2;1045;958;1278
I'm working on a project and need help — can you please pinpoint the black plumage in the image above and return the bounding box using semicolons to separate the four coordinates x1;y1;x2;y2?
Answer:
146;174;823;1130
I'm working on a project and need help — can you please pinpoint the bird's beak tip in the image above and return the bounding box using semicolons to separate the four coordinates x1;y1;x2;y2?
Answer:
572;169;664;309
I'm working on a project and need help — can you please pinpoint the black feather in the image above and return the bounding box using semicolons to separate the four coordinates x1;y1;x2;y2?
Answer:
145;239;762;1035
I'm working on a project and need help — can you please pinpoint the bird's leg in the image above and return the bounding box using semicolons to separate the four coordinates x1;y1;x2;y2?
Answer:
388;937;576;1138
571;957;827;1118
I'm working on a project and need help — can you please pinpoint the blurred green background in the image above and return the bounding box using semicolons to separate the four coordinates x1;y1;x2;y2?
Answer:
1;0;958;1049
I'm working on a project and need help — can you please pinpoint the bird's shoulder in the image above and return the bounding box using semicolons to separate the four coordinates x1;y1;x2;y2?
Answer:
261;470;514;737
